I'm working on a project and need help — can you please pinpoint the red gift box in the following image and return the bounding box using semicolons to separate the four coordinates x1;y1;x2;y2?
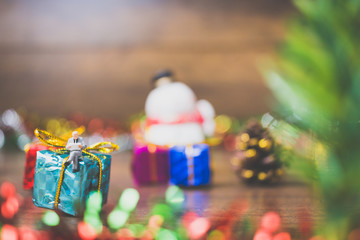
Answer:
23;143;49;189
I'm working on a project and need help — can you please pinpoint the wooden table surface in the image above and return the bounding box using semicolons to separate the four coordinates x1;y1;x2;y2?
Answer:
0;148;321;235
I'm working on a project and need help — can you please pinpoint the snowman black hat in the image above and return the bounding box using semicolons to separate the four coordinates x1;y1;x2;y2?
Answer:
151;69;174;85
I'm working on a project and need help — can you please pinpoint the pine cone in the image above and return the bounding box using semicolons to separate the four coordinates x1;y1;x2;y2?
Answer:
231;121;283;184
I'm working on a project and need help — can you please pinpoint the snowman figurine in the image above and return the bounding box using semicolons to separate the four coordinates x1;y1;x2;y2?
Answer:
145;70;215;146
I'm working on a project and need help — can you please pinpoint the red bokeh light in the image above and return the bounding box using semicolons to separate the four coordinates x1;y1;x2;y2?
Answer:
261;212;281;234
1;182;16;199
224;134;236;151
182;211;199;229
253;230;272;240
188;217;211;239
273;232;291;240
19;227;38;240
7;197;20;212
1;196;20;219
1;225;18;240
88;118;104;134
1;203;15;219
78;221;97;240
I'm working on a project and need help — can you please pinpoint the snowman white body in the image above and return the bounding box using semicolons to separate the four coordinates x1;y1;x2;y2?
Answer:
145;82;215;146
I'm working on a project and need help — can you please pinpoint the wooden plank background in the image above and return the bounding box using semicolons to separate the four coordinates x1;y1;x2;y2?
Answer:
0;0;294;120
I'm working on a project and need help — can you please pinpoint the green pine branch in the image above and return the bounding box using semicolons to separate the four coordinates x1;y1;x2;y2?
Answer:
264;0;360;238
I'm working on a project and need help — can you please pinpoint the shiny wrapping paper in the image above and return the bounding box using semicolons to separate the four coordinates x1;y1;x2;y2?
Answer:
23;143;49;189
132;143;170;185
169;144;211;186
32;150;111;216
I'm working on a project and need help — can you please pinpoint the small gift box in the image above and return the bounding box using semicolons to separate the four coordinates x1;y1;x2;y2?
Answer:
132;143;170;185
32;150;111;216
169;144;211;186
23;143;49;189
24;127;86;190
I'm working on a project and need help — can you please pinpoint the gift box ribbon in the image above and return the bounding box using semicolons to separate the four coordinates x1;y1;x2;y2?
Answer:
147;145;159;183
185;145;195;185
25;126;86;153
34;128;119;209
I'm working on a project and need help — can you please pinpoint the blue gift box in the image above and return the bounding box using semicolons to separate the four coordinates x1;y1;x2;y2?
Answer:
32;150;111;216
169;144;211;186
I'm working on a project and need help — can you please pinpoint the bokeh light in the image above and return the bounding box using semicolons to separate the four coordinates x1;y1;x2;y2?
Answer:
1;202;16;219
88;118;104;134
224;134;236;151
0;182;16;198
46;119;61;135
207;230;225;240
118;188;140;212
17;134;31;151
148;215;164;229
18;227;38;240
273;232;291;240
84;213;103;234
116;228;134;239
156;229;177;240
2;109;21;130
1;224;18;240
0;129;5;149
165;186;185;207
151;204;173;222
2;196;20;219
107;209;129;230
261;113;274;128
261;212;281;233
254;230;272;240
182;211;199;228
42;211;60;227
86;192;103;213
188;217;210;239
128;224;145;238
309;237;325;240
215;115;232;134
78;221;97;240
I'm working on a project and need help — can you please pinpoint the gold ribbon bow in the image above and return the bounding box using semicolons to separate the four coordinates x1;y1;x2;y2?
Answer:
25;126;86;152
34;128;119;209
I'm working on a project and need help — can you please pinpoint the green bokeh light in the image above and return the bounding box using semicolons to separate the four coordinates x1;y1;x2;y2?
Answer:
118;188;140;212
128;224;146;238
107;209;129;230
84;213;103;233
165;186;185;207
86;192;103;213
152;204;173;222
42;211;60;227
156;229;177;240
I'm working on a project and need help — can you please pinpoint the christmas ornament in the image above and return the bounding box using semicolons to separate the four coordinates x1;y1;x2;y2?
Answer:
232;121;283;184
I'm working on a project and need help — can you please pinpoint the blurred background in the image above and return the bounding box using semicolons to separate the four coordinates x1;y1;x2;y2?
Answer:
1;2;337;239
0;0;293;120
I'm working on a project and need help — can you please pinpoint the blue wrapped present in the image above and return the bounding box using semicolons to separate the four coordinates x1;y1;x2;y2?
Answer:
169;144;211;186
32;150;111;216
